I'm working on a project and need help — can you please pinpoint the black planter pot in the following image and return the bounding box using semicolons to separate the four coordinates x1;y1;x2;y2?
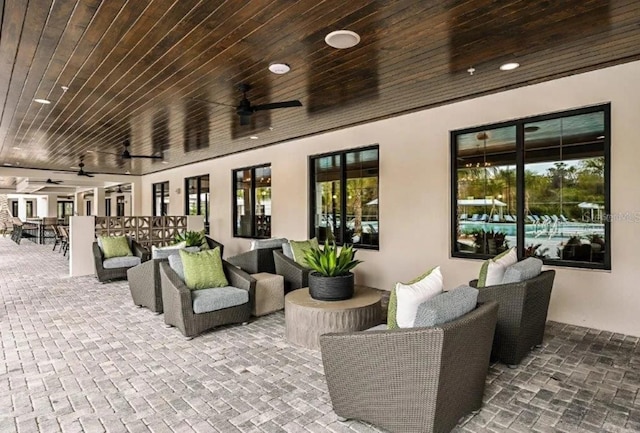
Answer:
308;271;354;301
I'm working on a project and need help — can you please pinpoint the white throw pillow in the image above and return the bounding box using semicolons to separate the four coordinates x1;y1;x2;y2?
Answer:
395;266;444;328
151;241;187;259
483;248;518;286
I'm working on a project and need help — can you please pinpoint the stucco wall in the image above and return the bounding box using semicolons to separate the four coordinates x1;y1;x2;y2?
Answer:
140;61;640;337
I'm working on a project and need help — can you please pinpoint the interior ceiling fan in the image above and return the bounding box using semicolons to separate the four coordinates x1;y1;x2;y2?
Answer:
77;157;94;177
32;178;63;185
235;84;302;125
121;139;162;159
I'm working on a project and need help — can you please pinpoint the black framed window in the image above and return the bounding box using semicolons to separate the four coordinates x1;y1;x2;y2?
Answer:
116;196;125;216
152;181;169;216
85;200;92;216
452;104;610;269
26;200;34;218
233;164;271;238
57;201;73;220
185;175;210;234
11;200;18;217
105;198;111;216
309;145;379;249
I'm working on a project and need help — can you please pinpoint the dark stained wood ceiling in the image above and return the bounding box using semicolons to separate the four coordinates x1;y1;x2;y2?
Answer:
0;0;639;176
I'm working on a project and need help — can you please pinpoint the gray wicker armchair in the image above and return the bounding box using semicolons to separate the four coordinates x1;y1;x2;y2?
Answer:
159;260;255;338
127;236;224;313
320;301;499;433
227;246;282;274
469;270;555;366
273;250;310;293
93;239;149;283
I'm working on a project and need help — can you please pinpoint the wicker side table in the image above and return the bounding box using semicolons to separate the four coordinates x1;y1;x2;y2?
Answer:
251;272;285;316
285;285;382;350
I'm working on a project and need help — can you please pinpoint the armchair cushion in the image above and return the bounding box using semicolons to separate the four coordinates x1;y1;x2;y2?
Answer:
151;241;186;259
502;257;543;284
395;266;443;328
387;266;439;329
192;286;249;314
168;254;185;281
250;237;288;250
282;242;294;259
99;235;133;259
289;238;319;266
414;285;478;327
103;256;141;269
478;247;517;287
180;247;228;290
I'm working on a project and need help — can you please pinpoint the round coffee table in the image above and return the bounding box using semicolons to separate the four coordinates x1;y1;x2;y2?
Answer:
285;285;382;350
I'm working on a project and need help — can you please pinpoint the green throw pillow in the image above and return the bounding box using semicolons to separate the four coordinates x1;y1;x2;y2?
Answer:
180;247;228;290
388;267;436;329
289;238;319;267
100;236;132;259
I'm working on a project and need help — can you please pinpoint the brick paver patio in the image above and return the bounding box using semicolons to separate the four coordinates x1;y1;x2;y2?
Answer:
1;237;639;432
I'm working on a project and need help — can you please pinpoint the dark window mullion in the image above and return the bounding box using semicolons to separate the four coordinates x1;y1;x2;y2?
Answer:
250;168;256;238
516;122;525;260
340;153;347;244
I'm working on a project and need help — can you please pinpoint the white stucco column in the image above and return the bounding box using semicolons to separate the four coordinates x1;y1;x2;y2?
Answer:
93;187;106;216
74;192;84;216
18;197;27;220
130;178;142;216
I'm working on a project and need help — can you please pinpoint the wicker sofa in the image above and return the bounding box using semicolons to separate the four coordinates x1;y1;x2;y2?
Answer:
273;250;310;293
320;301;498;433
127;236;223;313
93;238;149;283
470;270;555;366
159;259;255;338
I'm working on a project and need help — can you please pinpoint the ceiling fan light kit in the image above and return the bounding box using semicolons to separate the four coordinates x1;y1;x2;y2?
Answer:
325;30;360;49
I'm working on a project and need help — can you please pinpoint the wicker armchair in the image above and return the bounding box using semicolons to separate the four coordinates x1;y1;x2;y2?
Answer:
159;260;255;338
127;236;224;313
227;246;282;274
469;270;555;366
320;301;499;433
273;250;310;293
93;239;149;283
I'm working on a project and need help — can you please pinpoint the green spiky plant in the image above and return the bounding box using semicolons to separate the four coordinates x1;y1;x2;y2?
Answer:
174;230;204;247
303;240;362;277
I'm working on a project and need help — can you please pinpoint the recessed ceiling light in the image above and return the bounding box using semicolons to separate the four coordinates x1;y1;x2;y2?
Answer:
161;161;169;164
61;86;69;92
34;98;51;104
12;146;20;150
268;63;291;74
249;135;259;140
3;163;12;166
325;30;360;49
500;62;520;71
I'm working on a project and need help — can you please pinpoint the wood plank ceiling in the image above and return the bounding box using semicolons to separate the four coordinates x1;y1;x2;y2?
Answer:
0;0;639;177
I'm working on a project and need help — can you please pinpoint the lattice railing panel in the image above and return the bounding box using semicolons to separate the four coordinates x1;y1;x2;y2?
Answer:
95;216;187;249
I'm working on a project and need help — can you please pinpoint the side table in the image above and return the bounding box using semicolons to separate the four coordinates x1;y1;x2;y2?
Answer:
285;285;382;350
251;272;285;316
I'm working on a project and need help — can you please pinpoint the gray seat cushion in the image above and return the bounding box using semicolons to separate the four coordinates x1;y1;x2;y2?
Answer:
152;245;200;260
413;285;479;327
502;257;543;284
103;256;141;269
250;238;288;250
192;287;249;314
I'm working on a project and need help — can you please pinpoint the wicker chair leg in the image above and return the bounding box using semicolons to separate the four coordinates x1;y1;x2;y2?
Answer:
184;336;194;341
508;364;518;369
164;324;173;328
337;417;348;422
242;322;249;326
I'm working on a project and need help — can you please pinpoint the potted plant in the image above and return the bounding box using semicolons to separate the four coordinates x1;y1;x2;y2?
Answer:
303;241;362;301
174;230;204;247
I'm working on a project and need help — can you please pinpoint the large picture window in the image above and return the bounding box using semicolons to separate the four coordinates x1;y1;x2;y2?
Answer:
233;164;271;238
185;175;210;234
310;145;379;249
152;181;169;216
452;104;610;269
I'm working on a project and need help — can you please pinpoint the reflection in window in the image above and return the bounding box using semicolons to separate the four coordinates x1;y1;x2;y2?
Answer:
152;181;169;216
310;146;379;249
233;164;271;238
185;175;210;234
452;105;610;269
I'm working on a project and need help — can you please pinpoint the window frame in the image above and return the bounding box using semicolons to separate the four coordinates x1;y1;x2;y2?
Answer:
450;103;611;270
308;144;380;250
184;174;210;234
232;163;272;239
152;181;169;216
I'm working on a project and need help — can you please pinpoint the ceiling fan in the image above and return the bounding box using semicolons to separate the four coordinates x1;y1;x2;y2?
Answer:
121;140;162;159
77;158;94;177
210;84;301;126
32;178;63;185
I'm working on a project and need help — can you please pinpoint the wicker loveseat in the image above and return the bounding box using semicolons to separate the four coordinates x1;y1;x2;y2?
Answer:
320;301;498;433
470;270;555;366
159;259;254;338
93;237;149;283
127;236;224;313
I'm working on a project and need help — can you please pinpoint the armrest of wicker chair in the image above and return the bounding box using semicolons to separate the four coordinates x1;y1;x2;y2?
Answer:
159;262;194;335
273;250;309;292
131;240;150;262
223;261;256;306
320;301;498;433
469;270;555;365
93;242;106;273
205;236;224;256
227;247;281;274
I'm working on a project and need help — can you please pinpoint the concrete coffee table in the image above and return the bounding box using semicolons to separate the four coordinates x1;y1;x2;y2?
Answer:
285;285;382;350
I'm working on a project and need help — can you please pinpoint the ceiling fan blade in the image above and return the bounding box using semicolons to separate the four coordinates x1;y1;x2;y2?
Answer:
252;100;302;111
128;154;163;159
239;114;251;126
